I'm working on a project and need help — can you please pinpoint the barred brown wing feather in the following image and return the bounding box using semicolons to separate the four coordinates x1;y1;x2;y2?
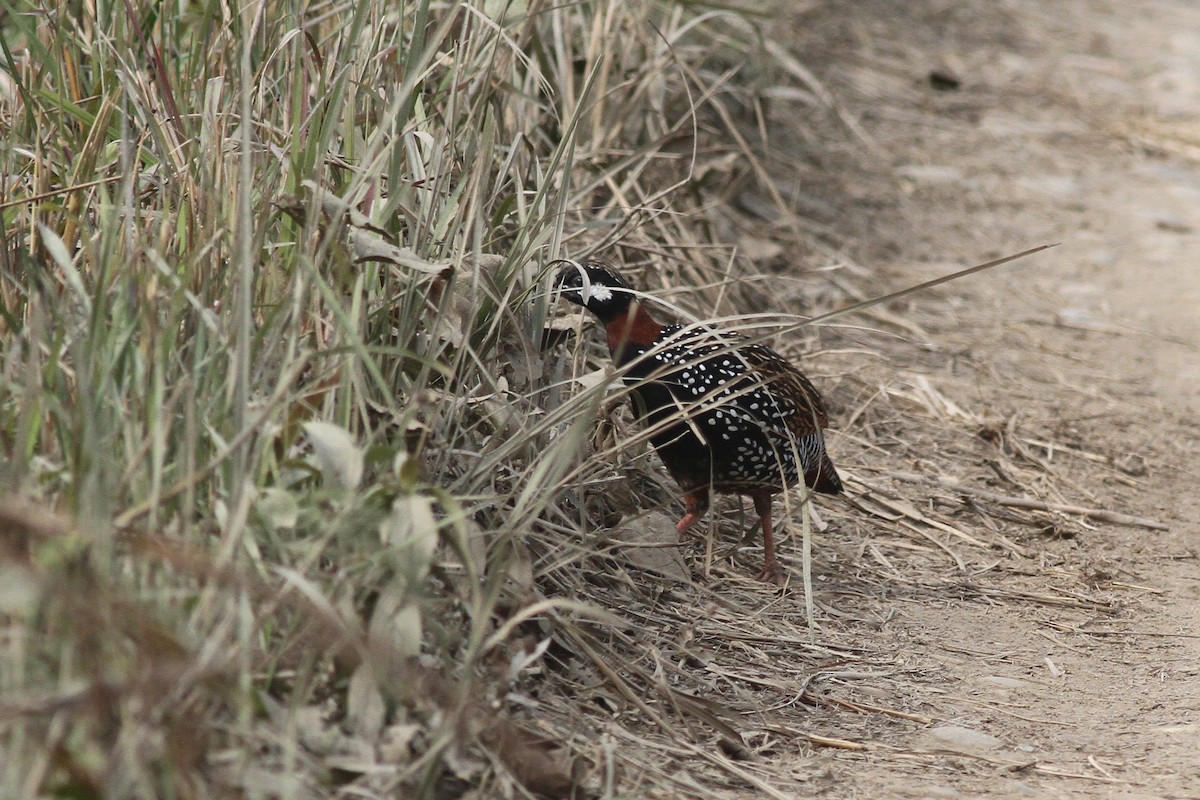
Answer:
739;345;829;434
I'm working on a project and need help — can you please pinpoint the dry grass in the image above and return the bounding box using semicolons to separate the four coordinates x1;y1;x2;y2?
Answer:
0;1;858;796
0;0;1165;798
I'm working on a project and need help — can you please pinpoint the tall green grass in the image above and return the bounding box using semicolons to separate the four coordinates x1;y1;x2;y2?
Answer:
0;0;804;796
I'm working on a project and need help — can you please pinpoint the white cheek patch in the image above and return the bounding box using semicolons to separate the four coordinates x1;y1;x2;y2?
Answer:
586;283;613;303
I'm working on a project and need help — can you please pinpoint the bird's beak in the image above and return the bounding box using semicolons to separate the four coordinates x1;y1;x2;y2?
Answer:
554;260;591;304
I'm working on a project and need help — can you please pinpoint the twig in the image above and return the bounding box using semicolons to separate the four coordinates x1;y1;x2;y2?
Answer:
804;244;1057;327
1041;620;1200;640
803;733;867;750
887;471;1169;531
848;479;990;549
964;584;1115;611
1109;581;1165;594
881;744;1131;784
948;696;1078;727
763;725;869;751
0;175;125;211
819;695;934;724
560;627;803;799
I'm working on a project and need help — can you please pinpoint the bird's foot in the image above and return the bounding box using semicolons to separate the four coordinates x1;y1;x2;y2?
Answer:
675;512;703;536
756;560;784;585
675;490;710;537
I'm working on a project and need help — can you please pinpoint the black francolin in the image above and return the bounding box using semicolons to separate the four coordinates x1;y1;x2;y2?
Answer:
557;262;842;583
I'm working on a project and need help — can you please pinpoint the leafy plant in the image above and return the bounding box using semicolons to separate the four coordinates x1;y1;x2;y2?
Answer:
0;1;824;797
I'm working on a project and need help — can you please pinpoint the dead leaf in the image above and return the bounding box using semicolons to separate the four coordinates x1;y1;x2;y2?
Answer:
573;366;615;391
479;718;580;799
348;227;450;276
612;512;691;582
738;235;783;263
255;487;299;531
379;495;439;584
303;421;364;491
346;662;387;739
278;182;452;276
378;722;420;765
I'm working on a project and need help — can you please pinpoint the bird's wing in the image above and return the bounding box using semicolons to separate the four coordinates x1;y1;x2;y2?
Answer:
738;343;830;435
633;326;830;434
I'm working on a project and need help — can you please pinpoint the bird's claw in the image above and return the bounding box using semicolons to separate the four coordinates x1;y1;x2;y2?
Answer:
757;561;784;585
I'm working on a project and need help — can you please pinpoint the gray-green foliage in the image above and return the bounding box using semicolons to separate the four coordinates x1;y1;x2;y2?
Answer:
0;1;780;796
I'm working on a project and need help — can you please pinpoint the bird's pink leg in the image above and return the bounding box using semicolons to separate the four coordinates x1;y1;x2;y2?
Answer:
675;489;710;536
753;493;782;584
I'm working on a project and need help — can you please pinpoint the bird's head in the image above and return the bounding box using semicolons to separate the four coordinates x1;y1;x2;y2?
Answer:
555;262;638;322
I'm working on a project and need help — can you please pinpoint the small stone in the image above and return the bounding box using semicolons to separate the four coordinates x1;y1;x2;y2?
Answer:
928;68;961;91
1153;215;1193;233
927;725;1004;752
896;164;966;184
1016;174;1081;198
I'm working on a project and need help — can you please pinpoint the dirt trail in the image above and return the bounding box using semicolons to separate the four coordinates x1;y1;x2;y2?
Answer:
770;2;1200;797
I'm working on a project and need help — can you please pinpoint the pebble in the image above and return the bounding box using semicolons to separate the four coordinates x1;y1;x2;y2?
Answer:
928;725;1004;752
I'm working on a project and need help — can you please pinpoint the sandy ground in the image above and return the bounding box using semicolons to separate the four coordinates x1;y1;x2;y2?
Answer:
749;1;1200;797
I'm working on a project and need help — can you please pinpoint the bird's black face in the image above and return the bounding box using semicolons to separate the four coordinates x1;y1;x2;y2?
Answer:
555;262;637;321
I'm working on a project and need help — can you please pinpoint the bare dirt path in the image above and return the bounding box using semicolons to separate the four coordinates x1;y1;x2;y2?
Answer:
764;2;1200;797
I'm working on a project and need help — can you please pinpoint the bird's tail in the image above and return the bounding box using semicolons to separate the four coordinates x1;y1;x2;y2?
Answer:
806;453;843;495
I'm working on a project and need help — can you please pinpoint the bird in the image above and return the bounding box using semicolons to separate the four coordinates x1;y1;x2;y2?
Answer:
556;261;842;583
